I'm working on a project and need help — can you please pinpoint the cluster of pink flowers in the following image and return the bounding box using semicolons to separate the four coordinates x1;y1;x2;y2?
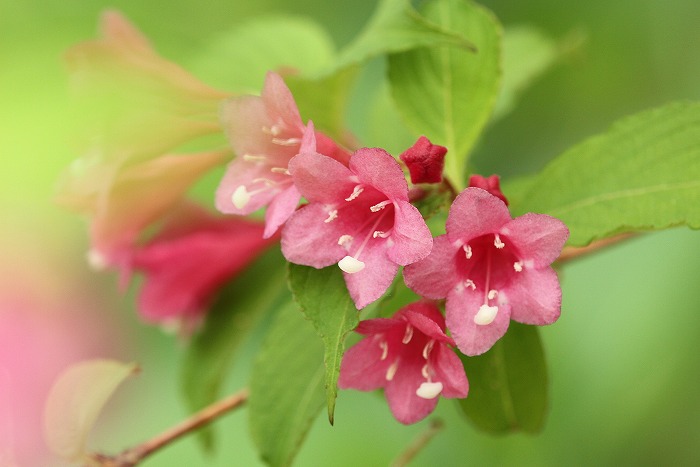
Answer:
60;12;568;424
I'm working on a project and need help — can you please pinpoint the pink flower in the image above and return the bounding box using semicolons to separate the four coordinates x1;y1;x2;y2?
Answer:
123;205;277;333
399;136;447;184
338;301;468;424
404;188;569;356
216;72;351;238
281;147;433;309
469;174;508;205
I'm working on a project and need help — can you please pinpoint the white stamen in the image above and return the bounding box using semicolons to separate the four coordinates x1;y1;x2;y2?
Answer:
513;261;523;272
345;185;364;201
494;234;505;249
422;340;435;360
463;244;473;259
416;381;443;399
373;230;390;238
261;125;281;136
370;200;391;212
87;249;107;271
242;154;267;162
324;210;338;223
232;186;251;209
251;177;277;186
380;341;388;361
385;360;399;381
474;304;499;325
487;289;498;300
338;235;353;246
338;255;365;273
421;364;430;379
270;167;290;175
464;279;476;290
271;137;301;146
402;325;414;344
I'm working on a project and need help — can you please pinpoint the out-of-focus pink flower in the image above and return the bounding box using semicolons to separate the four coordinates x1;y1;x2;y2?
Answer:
216;72;351;238
469;174;508;205
282;147;433;309
399;136;447;184
339;301;468;424
123;205;277;333
404;188;568;356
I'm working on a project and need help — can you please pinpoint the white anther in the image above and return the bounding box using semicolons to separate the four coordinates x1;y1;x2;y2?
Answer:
324;210;338;223
270;167;290;175
494;234;505;249
373;230;390;238
370;200;391;212
261;125;282;136
487;289;498;300
402;325;414;344
385;361;399;381
416;381;443;399
474;304;499;325
271;137;301;146
338;235;353;247
422;340;435;360
379;341;388;361
232;186;251;209
87;249;107;271
421;364;430;379
345;185;364;201
513;261;523;272
242;154;267;162
463;244;473;259
464;279;476;290
338;255;365;273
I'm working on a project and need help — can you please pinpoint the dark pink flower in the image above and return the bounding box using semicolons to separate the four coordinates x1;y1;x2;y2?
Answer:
339;301;468;424
216;72;350;238
123;205;277;333
468;174;508;205
404;188;569;356
399;136;447;184
281;147;433;309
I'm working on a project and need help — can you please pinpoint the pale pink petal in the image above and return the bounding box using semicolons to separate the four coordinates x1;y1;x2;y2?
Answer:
445;287;511;356
338;338;391;391
288;152;355;204
355;318;400;335
316;131;352;166
385;363;438;425
431;345;469;398
402;306;452;344
446;188;512;244
261;72;304;133
501;213;569;267
350;148;410;202
403;235;460;299
386;200;433;265
502;267;562;325
343;241;399;309
215;158;279;215
281;203;347;268
263;184;301;238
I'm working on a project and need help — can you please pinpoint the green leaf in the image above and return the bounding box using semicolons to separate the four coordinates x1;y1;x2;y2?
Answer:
180;248;288;449
458;323;547;433
388;0;502;189
328;0;475;74
513;102;700;246
287;264;358;424
190;15;336;92
249;301;325;467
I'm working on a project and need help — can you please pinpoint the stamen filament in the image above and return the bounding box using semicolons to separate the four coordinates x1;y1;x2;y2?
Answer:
402;325;414;344
345;185;364;202
386;360;399;381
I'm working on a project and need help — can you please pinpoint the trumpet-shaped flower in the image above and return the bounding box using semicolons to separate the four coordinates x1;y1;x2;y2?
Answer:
404;188;569;356
216;72;350;238
281;147;432;309
399;136;447;184
338;301;468;424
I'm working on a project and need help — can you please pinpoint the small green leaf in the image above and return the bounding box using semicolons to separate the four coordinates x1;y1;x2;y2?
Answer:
389;0;502;189
458;323;547;433
181;248;288;449
287;264;358;424
190;15;337;92
249;301;325;467
329;0;475;74
44;359;139;462
513;101;700;246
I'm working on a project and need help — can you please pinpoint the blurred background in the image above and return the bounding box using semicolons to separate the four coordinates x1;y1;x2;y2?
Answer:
1;0;699;465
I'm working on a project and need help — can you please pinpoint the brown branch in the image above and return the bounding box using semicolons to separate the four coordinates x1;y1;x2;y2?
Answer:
556;233;636;264
88;387;249;467
391;419;444;467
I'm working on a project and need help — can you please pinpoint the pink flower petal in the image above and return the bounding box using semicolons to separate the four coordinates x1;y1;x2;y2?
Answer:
281;203;347;268
401;307;452;344
263;184;301;239
403;235;460;299
215;158;278;215
343;241;399;309
288;152;356;204
446;188;512;244
338;338;391;391
501;213;570;267
386;200;433;265
502;267;562;325
431;345;469;398
384;362;439;425
468;174;508;205
350;148;410;202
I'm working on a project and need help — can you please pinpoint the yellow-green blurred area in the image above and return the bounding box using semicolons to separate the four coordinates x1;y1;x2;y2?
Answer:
1;0;700;465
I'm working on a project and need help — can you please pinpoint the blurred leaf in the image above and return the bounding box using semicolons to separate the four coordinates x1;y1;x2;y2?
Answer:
388;0;502;190
44;359;138;462
458;323;547;433
513;102;700;246
372;274;422;319
287;264;358;424
329;0;475;74
181;247;288;450
492;25;558;120
191;15;336;92
249;301;325;467
363;77;417;154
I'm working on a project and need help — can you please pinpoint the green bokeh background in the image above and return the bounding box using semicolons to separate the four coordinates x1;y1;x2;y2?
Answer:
2;0;699;465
